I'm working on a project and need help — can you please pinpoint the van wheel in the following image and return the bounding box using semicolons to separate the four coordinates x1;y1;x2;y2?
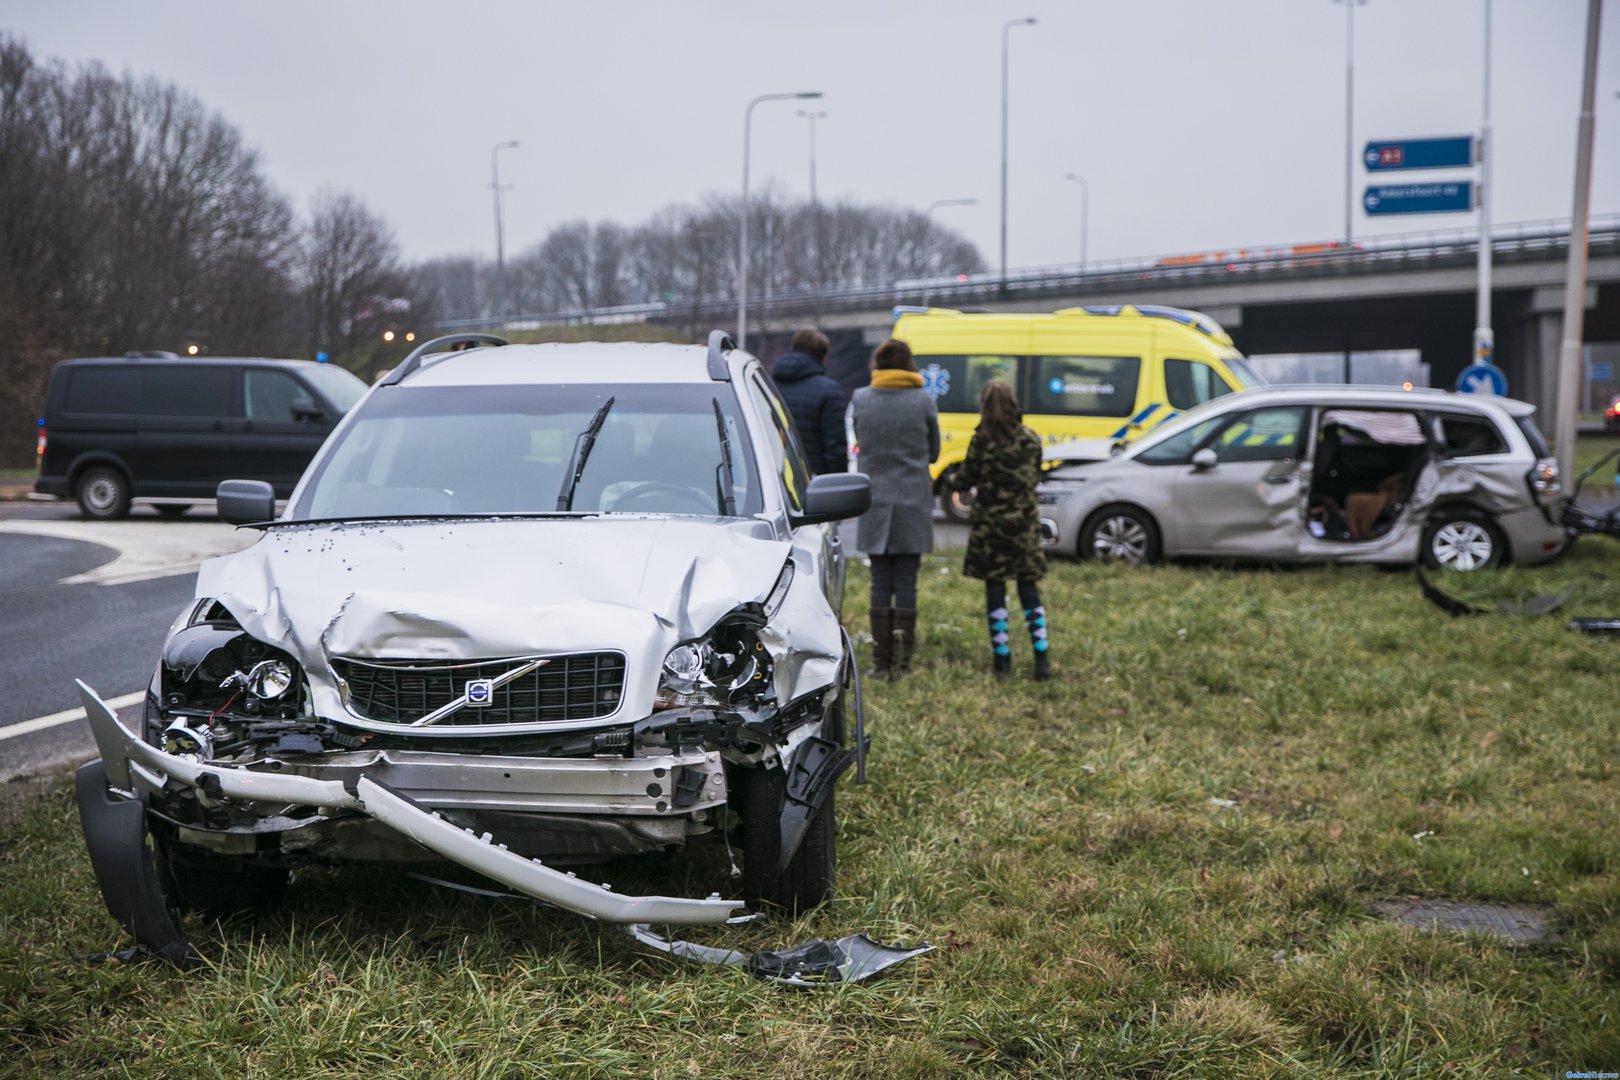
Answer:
939;469;973;523
1422;508;1504;571
76;466;131;520
154;504;189;519
1080;505;1160;565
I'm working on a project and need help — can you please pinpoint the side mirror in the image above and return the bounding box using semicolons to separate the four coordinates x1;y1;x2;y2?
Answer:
792;473;871;526
216;479;276;525
289;395;325;422
1191;447;1218;471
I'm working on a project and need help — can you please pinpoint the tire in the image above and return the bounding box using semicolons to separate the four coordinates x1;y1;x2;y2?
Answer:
1422;507;1505;571
76;465;131;520
1080;504;1161;565
939;469;973;523
737;764;836;914
154;504;189;519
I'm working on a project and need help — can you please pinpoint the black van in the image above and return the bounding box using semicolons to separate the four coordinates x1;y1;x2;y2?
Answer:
36;354;368;519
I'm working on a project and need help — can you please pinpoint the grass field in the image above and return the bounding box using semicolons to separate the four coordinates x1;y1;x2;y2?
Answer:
3;543;1619;1075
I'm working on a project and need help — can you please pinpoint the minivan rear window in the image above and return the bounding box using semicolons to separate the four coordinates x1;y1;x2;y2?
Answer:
1515;417;1552;458
65;367;142;414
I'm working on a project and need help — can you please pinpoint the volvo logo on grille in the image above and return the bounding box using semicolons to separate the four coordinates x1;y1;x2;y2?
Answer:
465;679;495;706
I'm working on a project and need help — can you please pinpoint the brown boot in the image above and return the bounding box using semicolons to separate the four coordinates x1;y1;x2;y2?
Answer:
892;608;917;673
869;608;894;681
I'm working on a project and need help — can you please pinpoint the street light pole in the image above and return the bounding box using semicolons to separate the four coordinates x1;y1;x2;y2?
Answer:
797;109;827;205
1474;0;1494;372
1064;173;1089;272
1000;16;1038;289
1332;0;1367;384
798;109;828;297
739;91;823;353
491;140;519;311
923;198;978;307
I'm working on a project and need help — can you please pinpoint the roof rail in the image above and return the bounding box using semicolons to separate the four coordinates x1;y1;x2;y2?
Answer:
380;333;509;386
124;351;180;359
707;330;735;381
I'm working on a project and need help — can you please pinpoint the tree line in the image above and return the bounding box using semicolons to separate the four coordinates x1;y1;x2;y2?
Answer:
0;35;983;466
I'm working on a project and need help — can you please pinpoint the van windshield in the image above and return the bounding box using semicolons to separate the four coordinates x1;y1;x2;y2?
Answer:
1224;356;1267;389
302;364;368;413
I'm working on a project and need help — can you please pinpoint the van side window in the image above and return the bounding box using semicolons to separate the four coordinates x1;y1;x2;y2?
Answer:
142;367;233;417
1437;415;1506;457
748;375;810;512
1027;356;1140;418
1212;406;1306;463
913;355;1017;414
65;368;141;414
1164;359;1232;411
245;370;308;421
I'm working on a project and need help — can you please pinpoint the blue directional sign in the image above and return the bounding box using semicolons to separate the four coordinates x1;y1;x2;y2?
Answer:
1363;182;1475;216
1455;363;1507;396
1363;136;1474;172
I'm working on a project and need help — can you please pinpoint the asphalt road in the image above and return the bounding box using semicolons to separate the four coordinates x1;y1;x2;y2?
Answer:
0;501;256;782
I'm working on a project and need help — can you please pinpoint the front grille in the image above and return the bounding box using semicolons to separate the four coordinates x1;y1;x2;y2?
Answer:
331;653;626;726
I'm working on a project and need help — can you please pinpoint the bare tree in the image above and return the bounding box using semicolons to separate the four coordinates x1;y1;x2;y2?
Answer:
302;190;407;365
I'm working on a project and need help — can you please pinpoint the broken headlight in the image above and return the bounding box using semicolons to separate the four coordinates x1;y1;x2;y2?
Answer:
161;621;305;718
654;616;772;712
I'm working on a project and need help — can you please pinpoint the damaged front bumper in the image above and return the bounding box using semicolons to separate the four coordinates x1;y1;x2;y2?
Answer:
76;680;746;927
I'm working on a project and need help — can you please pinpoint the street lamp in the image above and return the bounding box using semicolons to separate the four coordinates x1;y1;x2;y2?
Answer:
922;199;978;306
739;91;823;353
1331;0;1367;383
1000;16;1038;287
1063;173;1089;272
1474;0;1494;372
491;140;520;311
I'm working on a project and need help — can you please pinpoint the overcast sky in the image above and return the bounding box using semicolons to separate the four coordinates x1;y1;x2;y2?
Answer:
9;1;1617;272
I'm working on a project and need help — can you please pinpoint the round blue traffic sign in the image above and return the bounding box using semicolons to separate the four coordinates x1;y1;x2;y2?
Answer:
1455;363;1507;396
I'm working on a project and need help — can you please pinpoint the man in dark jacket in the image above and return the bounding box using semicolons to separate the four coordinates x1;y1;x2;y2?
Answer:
771;328;848;476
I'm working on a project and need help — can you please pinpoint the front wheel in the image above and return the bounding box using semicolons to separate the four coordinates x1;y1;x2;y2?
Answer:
1422;508;1504;571
1080;505;1161;565
737;765;836;914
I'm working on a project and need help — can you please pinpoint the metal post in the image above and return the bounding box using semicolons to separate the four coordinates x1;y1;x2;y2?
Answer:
1473;0;1494;371
1064;173;1089;272
1000;17;1037;289
797;109;826;205
1554;0;1603;481
491;141;519;310
1332;0;1367;382
922;199;978;307
739;92;821;353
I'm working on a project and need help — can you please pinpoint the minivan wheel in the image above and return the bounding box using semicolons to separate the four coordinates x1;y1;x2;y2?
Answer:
1080;505;1161;565
76;466;131;520
1422;508;1504;571
737;765;836;914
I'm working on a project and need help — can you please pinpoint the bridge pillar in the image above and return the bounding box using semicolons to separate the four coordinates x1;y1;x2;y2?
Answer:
1497;285;1597;423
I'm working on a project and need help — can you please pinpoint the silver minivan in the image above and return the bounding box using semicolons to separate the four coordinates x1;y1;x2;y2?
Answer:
1038;386;1565;571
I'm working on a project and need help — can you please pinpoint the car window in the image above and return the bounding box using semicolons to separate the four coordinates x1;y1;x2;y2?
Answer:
300;364;368;413
295;383;760;520
142;366;234;417
63;367;141;414
244;370;308;421
913;354;1018;414
1027;356;1140;418
1212;406;1306;463
748;374;810;512
1437;414;1506;456
1133;416;1226;465
1164;359;1233;411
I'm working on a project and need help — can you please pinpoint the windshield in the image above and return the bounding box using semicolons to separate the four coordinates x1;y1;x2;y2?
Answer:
1223;355;1266;389
291;383;761;521
301;364;369;413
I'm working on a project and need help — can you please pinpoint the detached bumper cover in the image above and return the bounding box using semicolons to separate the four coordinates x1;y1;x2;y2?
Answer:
77;680;744;926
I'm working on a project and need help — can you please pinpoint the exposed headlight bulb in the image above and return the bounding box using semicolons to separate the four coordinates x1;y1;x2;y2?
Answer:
662;643;707;687
246;658;294;700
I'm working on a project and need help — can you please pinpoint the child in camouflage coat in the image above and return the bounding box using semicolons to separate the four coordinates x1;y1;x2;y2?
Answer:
951;381;1051;680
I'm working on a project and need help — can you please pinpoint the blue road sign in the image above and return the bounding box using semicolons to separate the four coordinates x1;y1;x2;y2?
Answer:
1589;361;1614;383
1363;136;1474;172
1455;363;1507;396
1364;182;1475;216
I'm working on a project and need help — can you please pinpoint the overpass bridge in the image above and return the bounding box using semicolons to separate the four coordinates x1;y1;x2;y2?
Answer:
445;215;1620;423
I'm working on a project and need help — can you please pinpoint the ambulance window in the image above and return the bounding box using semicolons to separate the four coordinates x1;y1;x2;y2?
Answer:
1027;356;1139;418
1164;359;1233;411
1212;406;1306;463
913;355;1017;414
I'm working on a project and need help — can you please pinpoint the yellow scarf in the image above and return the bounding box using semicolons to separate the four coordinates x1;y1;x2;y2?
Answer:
871;369;924;389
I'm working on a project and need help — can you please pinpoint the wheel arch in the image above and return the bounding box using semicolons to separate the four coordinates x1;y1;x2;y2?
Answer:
68;452;134;492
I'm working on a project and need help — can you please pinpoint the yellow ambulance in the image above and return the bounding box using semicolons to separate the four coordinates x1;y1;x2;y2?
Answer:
890;305;1264;519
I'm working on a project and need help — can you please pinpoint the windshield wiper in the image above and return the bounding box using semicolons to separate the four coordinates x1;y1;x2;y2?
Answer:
556;396;615;511
712;398;737;517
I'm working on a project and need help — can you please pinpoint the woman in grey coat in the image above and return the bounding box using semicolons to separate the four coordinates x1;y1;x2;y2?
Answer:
850;338;940;678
